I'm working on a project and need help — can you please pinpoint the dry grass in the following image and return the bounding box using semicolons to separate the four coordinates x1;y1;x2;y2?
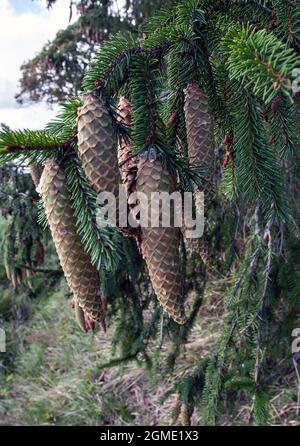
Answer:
0;274;299;426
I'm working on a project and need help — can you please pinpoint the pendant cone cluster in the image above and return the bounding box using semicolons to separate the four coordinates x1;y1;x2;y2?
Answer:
38;89;215;326
117;98;186;323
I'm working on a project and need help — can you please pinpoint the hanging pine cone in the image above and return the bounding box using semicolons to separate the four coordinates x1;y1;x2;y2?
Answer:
184;82;214;260
117;96;142;241
38;159;106;325
30;164;44;188
184;82;214;189
136;150;186;325
117;97;137;198
117;98;132;170
77;93;120;198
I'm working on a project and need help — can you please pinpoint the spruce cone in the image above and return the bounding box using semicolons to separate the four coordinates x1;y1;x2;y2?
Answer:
117;96;141;240
117;97;137;199
77;93;120;198
184;82;214;260
38;160;105;325
117;97;133;177
30;164;44;188
136;150;186;325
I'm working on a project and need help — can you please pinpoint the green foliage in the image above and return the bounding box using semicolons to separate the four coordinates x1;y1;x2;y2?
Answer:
0;165;46;289
45;97;82;141
83;33;139;94
273;0;300;52
129;55;163;151
267;95;300;160
64;153;122;272
0;129;61;155
224;25;300;104
231;90;288;222
142;5;178;47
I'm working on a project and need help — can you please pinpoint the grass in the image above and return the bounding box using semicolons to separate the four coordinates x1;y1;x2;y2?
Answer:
0;271;299;426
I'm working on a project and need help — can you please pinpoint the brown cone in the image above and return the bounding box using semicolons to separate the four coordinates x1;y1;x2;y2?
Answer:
77;93;120;198
117;96;141;241
136;150;186;325
38;160;105;324
117;97;138;199
30;164;44;188
184;82;214;260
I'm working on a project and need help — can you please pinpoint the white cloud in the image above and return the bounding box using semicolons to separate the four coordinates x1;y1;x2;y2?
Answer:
0;103;60;130
0;0;77;129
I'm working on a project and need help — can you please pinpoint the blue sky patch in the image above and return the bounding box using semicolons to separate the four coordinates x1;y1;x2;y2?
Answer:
10;0;40;15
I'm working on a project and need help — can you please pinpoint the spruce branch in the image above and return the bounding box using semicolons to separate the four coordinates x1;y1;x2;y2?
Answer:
224;25;300;104
164;39;198;149
273;0;300;52
0;129;64;154
231;88;289;223
249;220;273;426
82;33;142;93
142;4;178;37
267;94;299;160
45;96;81;140
64;153;122;272
130;54;163;151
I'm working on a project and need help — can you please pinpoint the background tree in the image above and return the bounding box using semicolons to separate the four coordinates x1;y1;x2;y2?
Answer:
17;0;176;104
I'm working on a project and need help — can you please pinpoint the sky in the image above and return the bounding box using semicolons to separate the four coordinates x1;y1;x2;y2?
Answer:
0;0;77;130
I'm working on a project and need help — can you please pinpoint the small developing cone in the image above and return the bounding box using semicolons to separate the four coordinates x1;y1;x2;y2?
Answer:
35;237;45;266
30;164;44;188
74;299;88;332
77;93;121;198
38;160;106;325
74;299;96;333
180;403;194;426
136;150;186;325
184;82;214;261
